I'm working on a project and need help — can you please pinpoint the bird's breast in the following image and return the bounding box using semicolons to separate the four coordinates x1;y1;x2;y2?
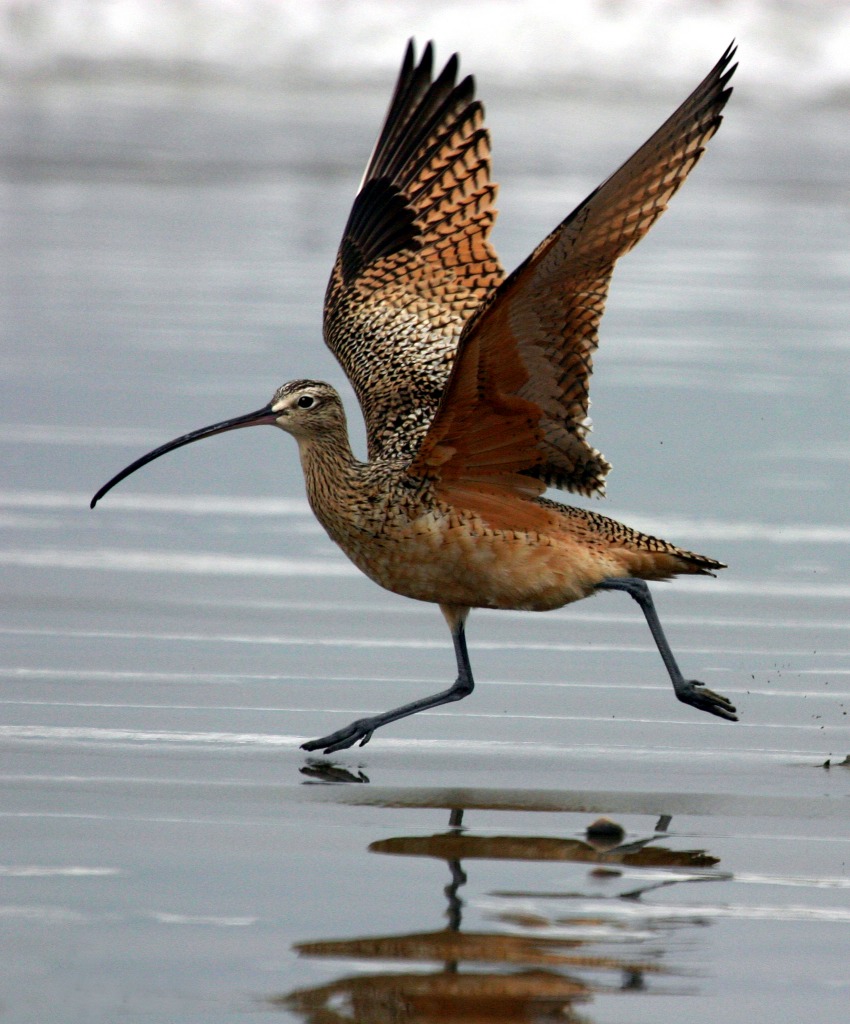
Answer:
312;482;603;611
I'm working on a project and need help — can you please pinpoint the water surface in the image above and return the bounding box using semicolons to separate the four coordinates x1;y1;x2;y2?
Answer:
1;37;849;1024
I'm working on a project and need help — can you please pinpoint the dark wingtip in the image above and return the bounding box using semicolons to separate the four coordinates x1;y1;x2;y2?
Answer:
419;39;434;77
716;39;739;96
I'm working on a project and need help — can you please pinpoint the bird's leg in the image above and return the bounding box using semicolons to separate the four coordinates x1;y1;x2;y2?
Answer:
595;577;737;721
301;606;475;754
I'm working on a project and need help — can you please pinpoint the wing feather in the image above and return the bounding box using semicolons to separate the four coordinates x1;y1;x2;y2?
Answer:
324;41;504;460
409;43;737;503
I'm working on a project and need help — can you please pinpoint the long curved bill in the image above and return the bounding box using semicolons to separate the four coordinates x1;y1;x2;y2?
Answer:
90;404;278;509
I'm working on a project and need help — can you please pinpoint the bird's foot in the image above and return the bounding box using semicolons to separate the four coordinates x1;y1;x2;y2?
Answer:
301;718;376;754
675;680;738;722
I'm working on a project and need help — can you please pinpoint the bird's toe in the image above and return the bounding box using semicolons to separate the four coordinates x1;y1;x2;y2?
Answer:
678;680;738;722
301;718;376;754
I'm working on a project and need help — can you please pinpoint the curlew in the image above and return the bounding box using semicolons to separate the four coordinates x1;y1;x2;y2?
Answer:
92;41;739;753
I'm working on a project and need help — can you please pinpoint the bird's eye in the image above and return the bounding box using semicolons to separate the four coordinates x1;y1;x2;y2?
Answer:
297;395;315;409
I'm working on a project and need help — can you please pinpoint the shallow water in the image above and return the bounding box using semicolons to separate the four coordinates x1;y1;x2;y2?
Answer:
1;50;849;1024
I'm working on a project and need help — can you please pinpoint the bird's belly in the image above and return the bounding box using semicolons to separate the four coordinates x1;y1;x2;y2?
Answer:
337;512;603;611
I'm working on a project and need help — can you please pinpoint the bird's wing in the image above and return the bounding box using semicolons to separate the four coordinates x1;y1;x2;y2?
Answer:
409;43;736;511
324;41;504;461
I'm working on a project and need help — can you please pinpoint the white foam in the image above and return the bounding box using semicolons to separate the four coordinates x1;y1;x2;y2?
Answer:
150;912;256;926
1;0;847;102
0;865;120;877
0;488;310;516
0;545;354;576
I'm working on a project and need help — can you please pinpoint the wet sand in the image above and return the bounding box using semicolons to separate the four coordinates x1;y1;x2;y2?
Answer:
1;73;849;1022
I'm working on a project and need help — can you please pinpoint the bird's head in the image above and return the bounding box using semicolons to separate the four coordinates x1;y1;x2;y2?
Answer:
266;380;346;440
90;379;344;508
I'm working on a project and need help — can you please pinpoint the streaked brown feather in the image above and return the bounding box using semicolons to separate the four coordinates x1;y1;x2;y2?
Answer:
324;40;503;461
91;44;740;754
409;42;737;500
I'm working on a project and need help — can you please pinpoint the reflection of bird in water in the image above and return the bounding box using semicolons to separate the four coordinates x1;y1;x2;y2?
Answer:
276;806;724;1019
92;41;738;753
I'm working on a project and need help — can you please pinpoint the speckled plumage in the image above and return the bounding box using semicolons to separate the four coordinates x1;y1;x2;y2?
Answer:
307;41;736;605
285;380;723;615
326;41;736;502
324;42;504;463
92;42;740;751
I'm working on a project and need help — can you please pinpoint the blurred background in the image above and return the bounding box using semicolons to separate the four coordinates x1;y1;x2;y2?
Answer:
1;3;849;1023
2;0;850;95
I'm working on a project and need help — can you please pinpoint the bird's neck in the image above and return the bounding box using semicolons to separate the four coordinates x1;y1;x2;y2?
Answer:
295;427;368;535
